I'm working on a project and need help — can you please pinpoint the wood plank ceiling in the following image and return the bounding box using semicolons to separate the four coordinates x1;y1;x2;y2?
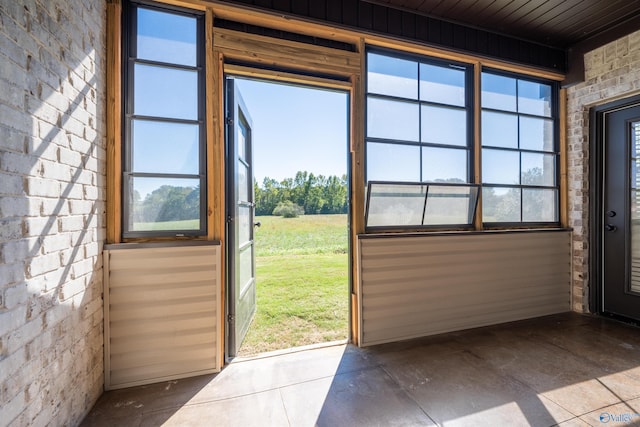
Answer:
365;0;640;48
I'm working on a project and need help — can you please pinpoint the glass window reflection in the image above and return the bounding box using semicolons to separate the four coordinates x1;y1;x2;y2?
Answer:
134;64;198;120
367;142;420;182
367;97;420;142
366;182;479;228
367;53;418;99
420;63;465;107
132;120;199;174
137;8;197;66
482;73;516;111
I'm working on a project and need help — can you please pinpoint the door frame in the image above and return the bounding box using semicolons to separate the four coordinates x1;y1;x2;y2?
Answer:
589;94;640;316
222;68;354;360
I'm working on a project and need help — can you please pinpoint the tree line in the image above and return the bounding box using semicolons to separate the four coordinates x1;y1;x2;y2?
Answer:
132;171;347;223
130;168;550;223
255;171;347;216
132;185;200;223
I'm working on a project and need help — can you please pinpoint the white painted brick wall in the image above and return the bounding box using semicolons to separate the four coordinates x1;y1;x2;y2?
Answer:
0;0;106;426
567;30;640;312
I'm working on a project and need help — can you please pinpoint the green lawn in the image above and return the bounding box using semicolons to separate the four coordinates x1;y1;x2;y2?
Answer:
238;214;349;356
254;214;349;256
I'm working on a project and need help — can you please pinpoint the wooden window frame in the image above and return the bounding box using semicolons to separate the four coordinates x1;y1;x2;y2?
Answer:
121;0;207;239
106;0;569;350
362;49;563;232
479;68;561;228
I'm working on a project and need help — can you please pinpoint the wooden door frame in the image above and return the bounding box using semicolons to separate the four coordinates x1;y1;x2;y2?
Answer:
221;67;356;355
589;94;640;315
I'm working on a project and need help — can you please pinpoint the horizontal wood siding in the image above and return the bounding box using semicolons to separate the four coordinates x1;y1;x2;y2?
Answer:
358;231;571;346
104;244;221;389
213;27;360;77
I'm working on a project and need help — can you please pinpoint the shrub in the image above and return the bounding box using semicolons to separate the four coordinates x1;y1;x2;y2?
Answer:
272;201;304;218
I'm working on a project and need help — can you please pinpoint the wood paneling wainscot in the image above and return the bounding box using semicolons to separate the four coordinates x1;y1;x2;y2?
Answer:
358;230;572;346
103;242;222;389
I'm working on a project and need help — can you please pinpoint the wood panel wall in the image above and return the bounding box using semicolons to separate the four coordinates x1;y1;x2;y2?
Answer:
358;231;572;346
104;243;222;390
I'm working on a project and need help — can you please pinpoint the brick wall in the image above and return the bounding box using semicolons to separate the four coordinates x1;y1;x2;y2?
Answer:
0;1;106;425
567;31;640;312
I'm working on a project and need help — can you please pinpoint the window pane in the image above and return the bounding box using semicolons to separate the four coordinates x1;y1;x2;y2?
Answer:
482;149;519;184
523;188;557;222
633;158;640;191
518;80;552;117
521;153;556;186
367;183;427;227
633;122;640;190
367;142;420;181
367;53;418;99
238;163;249;202
424;185;477;225
128;177;200;231
367;97;419;141
239;246;253;293
483;187;521;222
238;118;248;161
420;63;465;107
422;147;467;182
132;120;199;174
482;111;517;148
519;116;554;151
421;105;467;146
134;64;198;120
238;205;251;247
137;8;196;66
482;73;516;111
633;191;640;220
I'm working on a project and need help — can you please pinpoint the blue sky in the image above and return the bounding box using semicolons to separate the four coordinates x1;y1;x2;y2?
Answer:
132;10;555;196
234;78;349;183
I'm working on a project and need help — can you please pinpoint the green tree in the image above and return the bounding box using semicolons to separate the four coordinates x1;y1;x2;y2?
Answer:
323;174;347;214
141;185;199;222
254;171;348;216
272;200;304;218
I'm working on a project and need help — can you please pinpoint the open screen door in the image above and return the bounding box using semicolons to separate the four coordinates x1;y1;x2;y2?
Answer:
226;78;257;358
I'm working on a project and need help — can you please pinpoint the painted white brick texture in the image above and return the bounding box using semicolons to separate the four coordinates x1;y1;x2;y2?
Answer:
0;0;106;426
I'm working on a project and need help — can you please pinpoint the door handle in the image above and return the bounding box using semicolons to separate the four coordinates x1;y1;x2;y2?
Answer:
605;224;617;232
607;210;617;217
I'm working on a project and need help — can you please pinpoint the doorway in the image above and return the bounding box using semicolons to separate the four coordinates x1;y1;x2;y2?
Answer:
225;76;350;359
592;97;640;322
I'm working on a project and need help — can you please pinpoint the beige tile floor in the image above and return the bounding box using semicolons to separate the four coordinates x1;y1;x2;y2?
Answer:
81;313;640;427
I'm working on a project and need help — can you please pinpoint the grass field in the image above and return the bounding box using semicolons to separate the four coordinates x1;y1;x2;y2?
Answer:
238;214;349;356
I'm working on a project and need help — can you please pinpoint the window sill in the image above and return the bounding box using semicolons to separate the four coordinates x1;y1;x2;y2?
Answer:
358;227;572;239
105;240;221;250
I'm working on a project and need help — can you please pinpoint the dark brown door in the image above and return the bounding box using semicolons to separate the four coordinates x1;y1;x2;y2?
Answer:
603;104;640;321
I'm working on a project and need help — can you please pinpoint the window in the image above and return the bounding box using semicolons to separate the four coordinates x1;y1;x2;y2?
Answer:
122;2;206;237
365;181;479;230
481;71;558;224
364;49;560;229
366;50;473;184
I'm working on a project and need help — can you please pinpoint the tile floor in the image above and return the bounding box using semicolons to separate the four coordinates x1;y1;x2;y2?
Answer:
81;313;640;427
